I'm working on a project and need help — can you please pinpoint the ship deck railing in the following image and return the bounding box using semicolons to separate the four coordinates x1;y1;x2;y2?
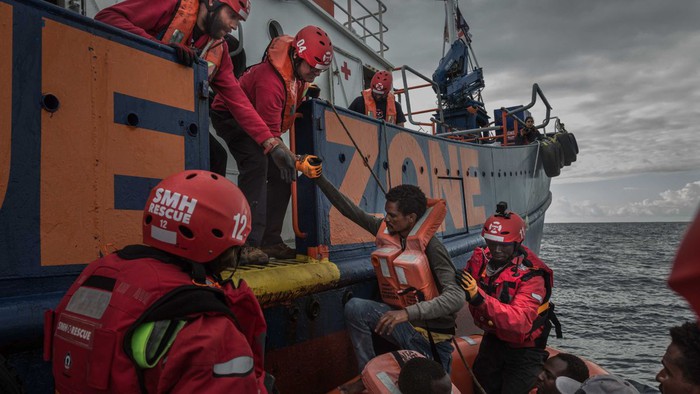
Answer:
396;76;559;146
331;0;389;57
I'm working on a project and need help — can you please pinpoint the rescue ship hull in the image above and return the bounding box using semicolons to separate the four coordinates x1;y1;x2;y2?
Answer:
0;0;555;392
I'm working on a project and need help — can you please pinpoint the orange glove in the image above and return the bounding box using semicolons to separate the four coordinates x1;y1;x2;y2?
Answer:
295;155;322;178
457;271;479;302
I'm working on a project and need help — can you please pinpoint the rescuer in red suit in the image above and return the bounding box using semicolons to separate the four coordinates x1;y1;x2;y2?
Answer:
48;170;270;393
459;201;558;394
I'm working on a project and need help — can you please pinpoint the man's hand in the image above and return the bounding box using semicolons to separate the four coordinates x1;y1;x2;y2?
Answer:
295;155;322;178
374;309;409;336
168;43;196;67
306;83;321;98
269;143;297;183
457;271;479;302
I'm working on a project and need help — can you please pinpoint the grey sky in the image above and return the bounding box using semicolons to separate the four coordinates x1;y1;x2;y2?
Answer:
378;0;700;222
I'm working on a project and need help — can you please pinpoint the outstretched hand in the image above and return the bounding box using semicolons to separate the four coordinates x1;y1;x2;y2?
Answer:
295;155;323;178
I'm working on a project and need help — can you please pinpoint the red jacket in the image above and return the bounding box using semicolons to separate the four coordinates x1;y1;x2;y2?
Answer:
211;48;305;137
94;0;274;145
47;247;267;393
465;246;552;347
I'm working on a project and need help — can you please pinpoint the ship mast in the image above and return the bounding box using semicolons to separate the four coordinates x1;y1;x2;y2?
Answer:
444;0;458;44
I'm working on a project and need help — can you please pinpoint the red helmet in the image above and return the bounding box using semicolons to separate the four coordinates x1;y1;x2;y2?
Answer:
481;203;526;244
142;170;251;263
293;25;333;70
219;0;250;21
371;70;393;96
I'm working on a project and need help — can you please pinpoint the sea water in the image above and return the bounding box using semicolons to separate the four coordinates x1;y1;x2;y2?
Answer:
539;222;695;388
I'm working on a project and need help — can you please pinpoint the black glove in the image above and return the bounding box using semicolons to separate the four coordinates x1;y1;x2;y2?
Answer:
306;83;321;99
168;43;196;67
269;144;297;183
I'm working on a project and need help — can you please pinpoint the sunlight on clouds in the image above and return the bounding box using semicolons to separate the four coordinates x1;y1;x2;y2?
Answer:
548;181;700;222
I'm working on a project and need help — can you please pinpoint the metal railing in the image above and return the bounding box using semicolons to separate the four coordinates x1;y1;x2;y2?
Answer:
436;84;555;145
393;65;444;133
331;0;389;56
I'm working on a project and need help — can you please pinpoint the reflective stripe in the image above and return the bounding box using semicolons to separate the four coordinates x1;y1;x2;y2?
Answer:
483;233;505;242
212;355;254;377
65;287;112;319
394;266;407;285
376;372;401;394
380;258;390;278
151;225;177;244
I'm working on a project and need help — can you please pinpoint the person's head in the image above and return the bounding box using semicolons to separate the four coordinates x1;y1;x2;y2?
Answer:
142;170;251;273
525;116;535;127
535;353;589;394
292;25;333;82
482;201;526;263
556;374;640;394
656;321;700;394
370;70;393;101
384;184;427;238
198;0;250;39
397;357;451;394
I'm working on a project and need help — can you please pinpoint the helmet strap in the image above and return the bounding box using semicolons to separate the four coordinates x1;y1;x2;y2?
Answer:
189;262;208;285
291;49;304;80
204;0;221;12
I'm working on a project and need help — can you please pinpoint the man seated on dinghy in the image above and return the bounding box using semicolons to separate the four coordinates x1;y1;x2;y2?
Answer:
349;70;406;127
533;353;588;394
458;201;561;394
655;321;700;394
309;171;463;378
339;350;458;394
557;374;640;394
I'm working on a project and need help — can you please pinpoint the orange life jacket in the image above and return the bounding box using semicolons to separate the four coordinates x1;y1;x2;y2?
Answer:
362;89;397;124
159;0;224;82
265;36;309;133
370;199;446;308
362;350;461;394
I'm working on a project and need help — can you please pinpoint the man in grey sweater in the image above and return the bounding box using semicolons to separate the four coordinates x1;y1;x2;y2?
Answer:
313;175;464;375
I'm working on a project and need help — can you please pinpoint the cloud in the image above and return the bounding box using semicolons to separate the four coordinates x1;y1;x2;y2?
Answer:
548;181;700;222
